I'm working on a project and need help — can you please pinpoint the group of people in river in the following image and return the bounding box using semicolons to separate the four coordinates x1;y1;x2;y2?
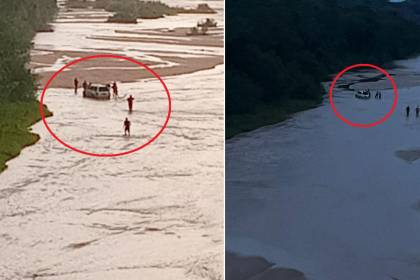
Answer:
73;77;136;137
73;78;119;98
405;105;420;118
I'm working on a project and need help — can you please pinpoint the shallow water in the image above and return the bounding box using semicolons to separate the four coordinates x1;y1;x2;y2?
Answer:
227;61;420;280
42;82;169;154
0;1;223;279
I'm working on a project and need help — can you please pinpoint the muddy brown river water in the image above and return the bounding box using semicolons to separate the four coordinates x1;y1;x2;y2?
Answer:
0;1;224;279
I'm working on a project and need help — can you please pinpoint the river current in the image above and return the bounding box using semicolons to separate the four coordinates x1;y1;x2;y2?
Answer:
0;1;224;279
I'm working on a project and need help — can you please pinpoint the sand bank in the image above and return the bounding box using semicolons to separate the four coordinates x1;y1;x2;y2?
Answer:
327;66;420;92
110;27;224;48
34;52;223;88
226;252;306;280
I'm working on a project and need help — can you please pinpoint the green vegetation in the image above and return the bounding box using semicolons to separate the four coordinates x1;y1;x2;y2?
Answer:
106;1;215;21
109;0;177;18
68;0;215;21
107;0;177;20
227;0;420;137
0;0;56;171
0;103;52;172
0;0;56;101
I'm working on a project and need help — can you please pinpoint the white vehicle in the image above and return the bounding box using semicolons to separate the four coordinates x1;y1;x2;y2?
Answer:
355;89;371;100
83;84;111;100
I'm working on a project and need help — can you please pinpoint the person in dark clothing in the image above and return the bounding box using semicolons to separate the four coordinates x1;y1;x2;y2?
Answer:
74;78;79;94
82;80;88;96
112;82;118;98
127;95;134;112
124;117;131;136
416;106;419;118
406;106;410;117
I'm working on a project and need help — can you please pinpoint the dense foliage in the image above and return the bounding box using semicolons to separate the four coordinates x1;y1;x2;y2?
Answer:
0;102;52;172
105;1;215;20
108;0;177;19
340;0;420;23
0;0;56;101
227;0;420;136
69;0;214;20
0;0;56;171
69;0;181;20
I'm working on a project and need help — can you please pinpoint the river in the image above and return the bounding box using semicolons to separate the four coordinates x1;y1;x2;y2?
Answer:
227;58;420;280
0;1;223;279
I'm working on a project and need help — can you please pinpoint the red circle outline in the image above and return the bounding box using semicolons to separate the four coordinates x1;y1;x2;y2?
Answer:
39;54;172;157
329;63;398;128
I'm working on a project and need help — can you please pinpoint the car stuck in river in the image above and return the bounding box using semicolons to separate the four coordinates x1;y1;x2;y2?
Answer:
83;84;111;100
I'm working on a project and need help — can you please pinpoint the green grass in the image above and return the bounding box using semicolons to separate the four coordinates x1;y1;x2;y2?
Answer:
0;101;52;172
226;99;320;139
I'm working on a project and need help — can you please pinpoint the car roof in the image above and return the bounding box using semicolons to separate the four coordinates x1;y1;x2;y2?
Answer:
90;84;108;87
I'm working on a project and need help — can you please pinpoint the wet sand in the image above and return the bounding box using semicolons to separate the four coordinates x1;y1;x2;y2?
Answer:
327;64;420;91
95;27;224;48
31;50;159;68
36;54;223;88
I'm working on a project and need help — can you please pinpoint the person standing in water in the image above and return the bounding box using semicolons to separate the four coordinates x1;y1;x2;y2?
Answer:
74;78;79;94
406;106;410;117
82;80;88;95
112;82;118;99
124;117;131;136
416;106;419;118
127;95;134;113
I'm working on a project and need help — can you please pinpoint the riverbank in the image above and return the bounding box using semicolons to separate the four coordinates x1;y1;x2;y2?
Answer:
226;252;306;280
226;52;420;280
0;101;51;172
33;51;223;89
226;0;420;139
227;61;420;139
0;0;57;173
31;3;223;89
226;99;320;139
